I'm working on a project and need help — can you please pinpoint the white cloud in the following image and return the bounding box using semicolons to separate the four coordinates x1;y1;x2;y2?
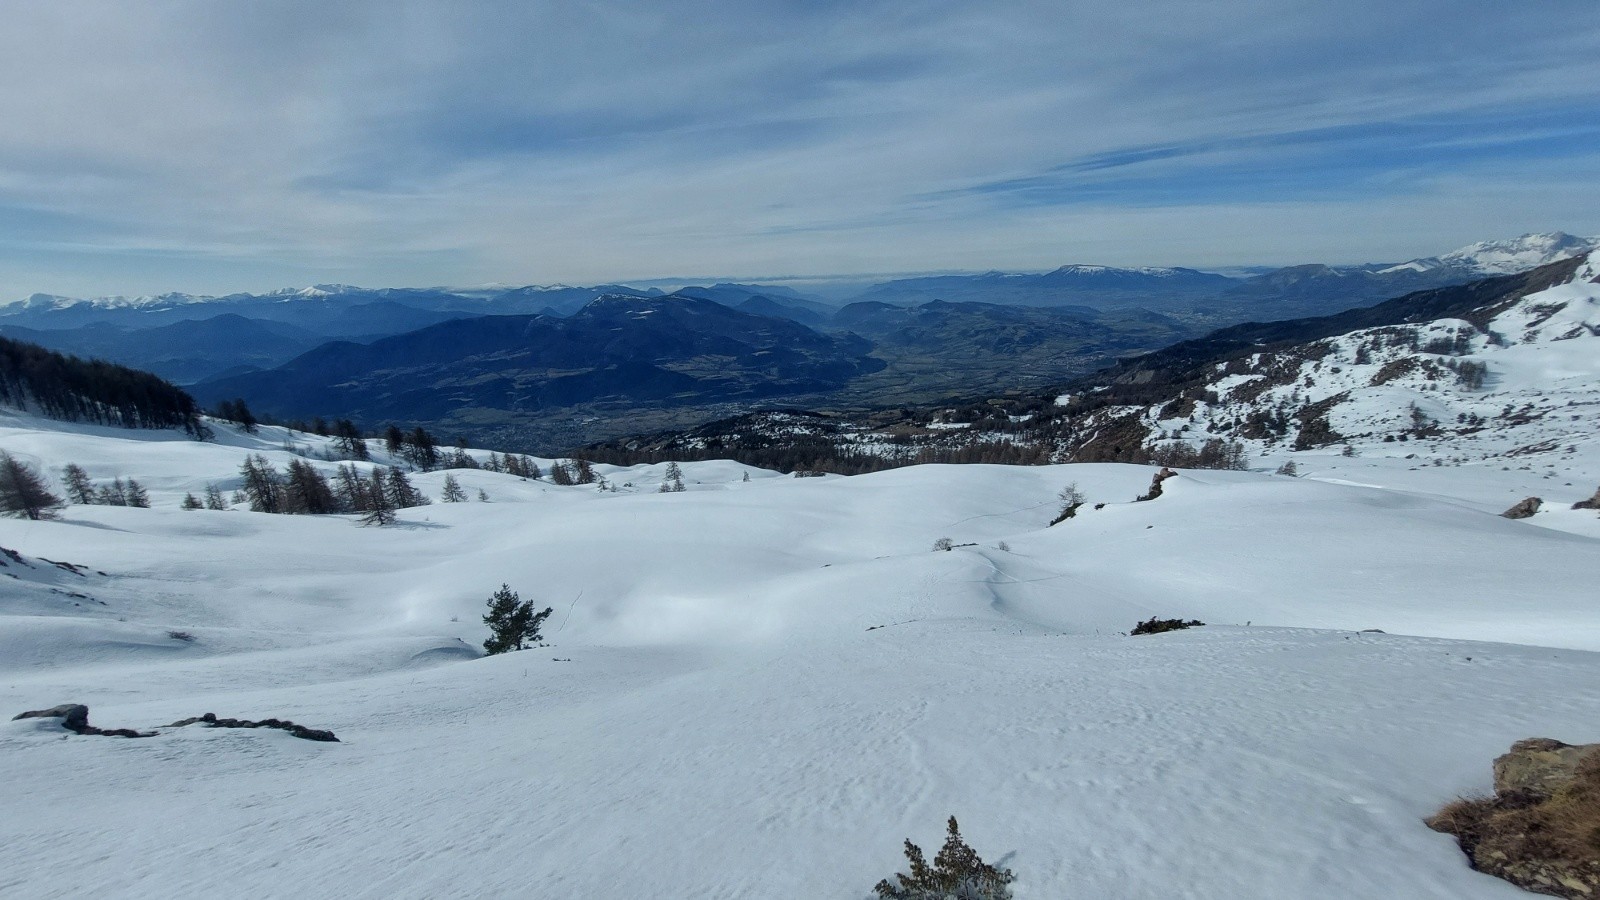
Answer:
0;0;1597;296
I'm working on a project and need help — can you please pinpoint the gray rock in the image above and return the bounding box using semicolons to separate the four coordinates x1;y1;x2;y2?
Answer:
1573;485;1600;511
12;703;89;732
162;711;339;742
1501;496;1543;519
1428;737;1600;899
12;703;152;737
1493;737;1599;798
1136;467;1179;502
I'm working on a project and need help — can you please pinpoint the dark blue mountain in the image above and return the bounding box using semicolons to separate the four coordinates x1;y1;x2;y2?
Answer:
192;293;882;423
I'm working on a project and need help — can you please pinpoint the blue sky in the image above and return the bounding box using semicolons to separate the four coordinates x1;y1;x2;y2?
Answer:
1;0;1597;298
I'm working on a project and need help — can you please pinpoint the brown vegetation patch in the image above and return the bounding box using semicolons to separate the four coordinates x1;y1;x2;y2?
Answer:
1370;356;1420;386
1292;392;1349;450
1428;740;1600;898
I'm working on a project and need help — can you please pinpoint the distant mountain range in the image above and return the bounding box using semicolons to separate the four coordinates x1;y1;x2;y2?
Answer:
191;293;883;438
184;284;1204;449
744;232;1599;315
0;283;663;332
0;314;322;386
585;251;1600;474
1217;232;1600;311
845;265;1239;309
2;230;1593;450
7;230;1591;323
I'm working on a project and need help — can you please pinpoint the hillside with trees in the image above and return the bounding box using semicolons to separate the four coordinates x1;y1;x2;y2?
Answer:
0;334;205;435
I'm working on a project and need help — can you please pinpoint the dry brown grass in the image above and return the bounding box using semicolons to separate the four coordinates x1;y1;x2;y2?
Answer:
1428;752;1600;897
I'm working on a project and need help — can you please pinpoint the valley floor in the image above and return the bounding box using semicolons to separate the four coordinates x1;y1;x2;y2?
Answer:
2;415;1598;898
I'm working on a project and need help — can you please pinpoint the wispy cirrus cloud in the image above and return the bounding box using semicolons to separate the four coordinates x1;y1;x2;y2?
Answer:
944;105;1600;208
0;0;1596;296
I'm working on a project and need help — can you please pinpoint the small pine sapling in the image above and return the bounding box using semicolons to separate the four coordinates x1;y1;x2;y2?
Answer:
482;584;553;655
874;816;1014;900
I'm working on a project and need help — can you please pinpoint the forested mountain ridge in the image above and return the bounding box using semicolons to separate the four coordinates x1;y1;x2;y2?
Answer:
0;334;205;435
0;314;325;385
192;293;885;443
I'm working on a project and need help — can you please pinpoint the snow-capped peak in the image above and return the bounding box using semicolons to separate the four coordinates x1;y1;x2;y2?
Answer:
1;291;215;311
1045;264;1195;278
257;284;367;299
6;293;81;311
1436;232;1598;276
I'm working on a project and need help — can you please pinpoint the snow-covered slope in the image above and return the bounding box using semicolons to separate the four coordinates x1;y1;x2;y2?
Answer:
1385;231;1600;277
1074;251;1600;529
0;401;1598;896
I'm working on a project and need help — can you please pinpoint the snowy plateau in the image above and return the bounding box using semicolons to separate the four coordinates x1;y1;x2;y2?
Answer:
3;260;1600;898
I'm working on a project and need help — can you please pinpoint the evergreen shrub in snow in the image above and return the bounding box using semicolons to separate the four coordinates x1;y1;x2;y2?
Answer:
1130;616;1205;636
482;584;553;655
874;816;1014;900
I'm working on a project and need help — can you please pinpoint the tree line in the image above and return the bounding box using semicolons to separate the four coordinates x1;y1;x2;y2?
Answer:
210;404;567;482
60;463;152;507
582;436;1054;476
0;335;206;435
235;454;431;525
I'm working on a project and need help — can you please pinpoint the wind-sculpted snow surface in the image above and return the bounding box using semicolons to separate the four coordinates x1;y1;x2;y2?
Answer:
1;411;1599;897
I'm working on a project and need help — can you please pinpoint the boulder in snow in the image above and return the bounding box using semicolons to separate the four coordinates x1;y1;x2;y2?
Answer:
1428;738;1600;900
12;703;89;731
1494;737;1599;798
12;703;152;738
1501;497;1542;519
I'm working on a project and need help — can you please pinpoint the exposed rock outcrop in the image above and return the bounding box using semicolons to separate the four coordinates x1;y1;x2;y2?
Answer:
1135;468;1178;502
162;712;339;742
1502;497;1543;519
12;703;153;738
1427;738;1600;899
1495;737;1598;797
11;704;338;742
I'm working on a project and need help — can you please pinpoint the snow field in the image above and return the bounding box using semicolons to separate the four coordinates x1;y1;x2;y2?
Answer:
1;412;1598;897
